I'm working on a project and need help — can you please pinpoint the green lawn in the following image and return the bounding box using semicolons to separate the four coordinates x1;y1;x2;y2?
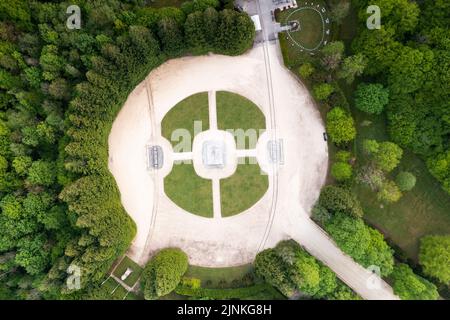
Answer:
216;91;266;149
112;256;143;288
164;163;213;217
185;264;254;288
182;265;284;300
351;107;450;261
161;92;209;148
277;1;329;51
220;157;269;217
281;8;324;50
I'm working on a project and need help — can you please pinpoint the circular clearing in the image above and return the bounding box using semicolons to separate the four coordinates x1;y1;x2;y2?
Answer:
283;4;330;52
108;44;328;267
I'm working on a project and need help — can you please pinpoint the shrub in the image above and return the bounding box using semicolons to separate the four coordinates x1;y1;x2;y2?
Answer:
395;171;416;191
180;277;202;290
391;264;439;300
331;162;353;181
325;213;370;262
298;62;315;78
320;41;345;70
311;204;331;224
318;185;363;218
354;83;389;115
375;142;403;172
326;107;356;144
427;151;450;194
362;139;379;156
362;140;403;172
335;150;351;163
419;235;450;284
355;165;384;191
325;213;394;276
254;248;295;297
255;241;341;298
313;83;335;101
377;180;402;203
141;248;189;299
328;282;361;300
337;53;366;84
175;283;269;299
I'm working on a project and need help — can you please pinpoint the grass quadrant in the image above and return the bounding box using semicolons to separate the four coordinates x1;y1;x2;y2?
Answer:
164;163;213;218
220;157;268;217
216;91;266;149
161;92;209;148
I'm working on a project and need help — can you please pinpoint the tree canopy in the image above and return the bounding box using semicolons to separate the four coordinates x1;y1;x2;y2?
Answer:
254;240;344;299
419;235;450;284
354;83;389;115
141;248;189;299
391;264;439;300
326;107;356;145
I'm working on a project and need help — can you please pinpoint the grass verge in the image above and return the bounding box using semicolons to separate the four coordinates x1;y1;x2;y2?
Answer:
185;264;254;288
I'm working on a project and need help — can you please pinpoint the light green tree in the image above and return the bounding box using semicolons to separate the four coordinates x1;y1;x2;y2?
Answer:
419;235;450;284
326;107;356;144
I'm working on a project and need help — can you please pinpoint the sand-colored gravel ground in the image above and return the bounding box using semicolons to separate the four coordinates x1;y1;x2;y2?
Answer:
108;42;398;300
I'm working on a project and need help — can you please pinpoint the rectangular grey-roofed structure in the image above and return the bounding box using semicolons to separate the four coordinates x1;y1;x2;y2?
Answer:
147;145;163;169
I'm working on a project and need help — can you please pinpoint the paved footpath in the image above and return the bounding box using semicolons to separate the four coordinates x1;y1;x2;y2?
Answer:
285;209;399;300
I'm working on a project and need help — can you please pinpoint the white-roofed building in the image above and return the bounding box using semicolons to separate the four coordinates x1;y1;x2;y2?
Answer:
251;14;262;31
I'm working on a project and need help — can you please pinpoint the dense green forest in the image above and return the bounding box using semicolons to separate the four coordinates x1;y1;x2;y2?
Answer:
351;0;450;194
0;0;448;301
0;0;254;299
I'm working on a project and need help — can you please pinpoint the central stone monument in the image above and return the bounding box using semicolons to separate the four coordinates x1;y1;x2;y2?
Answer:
202;140;226;169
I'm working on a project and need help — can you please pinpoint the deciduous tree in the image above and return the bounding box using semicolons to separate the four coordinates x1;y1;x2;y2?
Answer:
419;235;450;284
326;107;356;144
